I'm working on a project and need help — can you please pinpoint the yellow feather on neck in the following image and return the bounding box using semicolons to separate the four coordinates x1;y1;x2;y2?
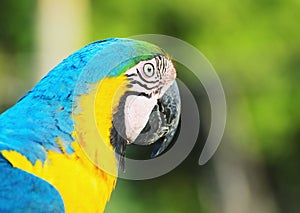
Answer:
73;74;129;175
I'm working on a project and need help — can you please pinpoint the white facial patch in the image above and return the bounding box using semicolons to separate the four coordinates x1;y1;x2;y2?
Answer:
124;94;158;142
122;55;176;143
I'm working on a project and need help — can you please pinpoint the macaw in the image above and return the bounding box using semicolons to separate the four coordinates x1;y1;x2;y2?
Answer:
0;38;180;213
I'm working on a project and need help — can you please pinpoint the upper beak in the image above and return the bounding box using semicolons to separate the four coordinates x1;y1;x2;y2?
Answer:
133;81;181;158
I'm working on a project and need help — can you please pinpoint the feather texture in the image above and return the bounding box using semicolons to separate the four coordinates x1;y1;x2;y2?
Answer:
0;38;166;212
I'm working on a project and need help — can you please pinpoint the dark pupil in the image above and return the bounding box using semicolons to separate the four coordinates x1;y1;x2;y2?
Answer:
147;67;152;72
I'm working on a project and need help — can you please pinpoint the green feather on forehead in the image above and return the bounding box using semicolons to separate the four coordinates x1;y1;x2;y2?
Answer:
106;39;168;77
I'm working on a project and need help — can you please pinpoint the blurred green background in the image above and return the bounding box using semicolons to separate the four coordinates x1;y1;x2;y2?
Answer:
0;0;299;212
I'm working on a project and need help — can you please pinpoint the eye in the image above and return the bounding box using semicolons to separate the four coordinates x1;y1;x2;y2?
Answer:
143;63;155;77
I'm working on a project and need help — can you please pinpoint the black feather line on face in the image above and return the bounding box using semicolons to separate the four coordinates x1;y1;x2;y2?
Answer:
110;125;127;171
110;91;128;171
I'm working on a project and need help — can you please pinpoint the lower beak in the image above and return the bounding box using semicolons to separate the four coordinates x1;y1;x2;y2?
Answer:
133;81;181;158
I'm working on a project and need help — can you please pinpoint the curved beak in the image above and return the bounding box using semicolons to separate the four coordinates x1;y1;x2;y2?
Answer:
133;81;181;157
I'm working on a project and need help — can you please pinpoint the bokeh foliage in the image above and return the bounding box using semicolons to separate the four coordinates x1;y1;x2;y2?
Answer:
0;0;299;212
0;0;36;111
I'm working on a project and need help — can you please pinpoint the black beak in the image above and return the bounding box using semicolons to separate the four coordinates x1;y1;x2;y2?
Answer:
133;81;181;157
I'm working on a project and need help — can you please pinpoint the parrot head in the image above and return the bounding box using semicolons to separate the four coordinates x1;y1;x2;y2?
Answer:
108;53;181;169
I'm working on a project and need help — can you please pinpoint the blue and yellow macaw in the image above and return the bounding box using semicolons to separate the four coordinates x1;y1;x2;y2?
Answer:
0;38;180;213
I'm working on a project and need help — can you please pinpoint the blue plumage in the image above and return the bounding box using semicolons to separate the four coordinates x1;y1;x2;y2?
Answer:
0;38;165;212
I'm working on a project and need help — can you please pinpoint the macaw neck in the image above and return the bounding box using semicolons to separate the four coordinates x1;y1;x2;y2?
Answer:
72;74;129;175
0;55;128;176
